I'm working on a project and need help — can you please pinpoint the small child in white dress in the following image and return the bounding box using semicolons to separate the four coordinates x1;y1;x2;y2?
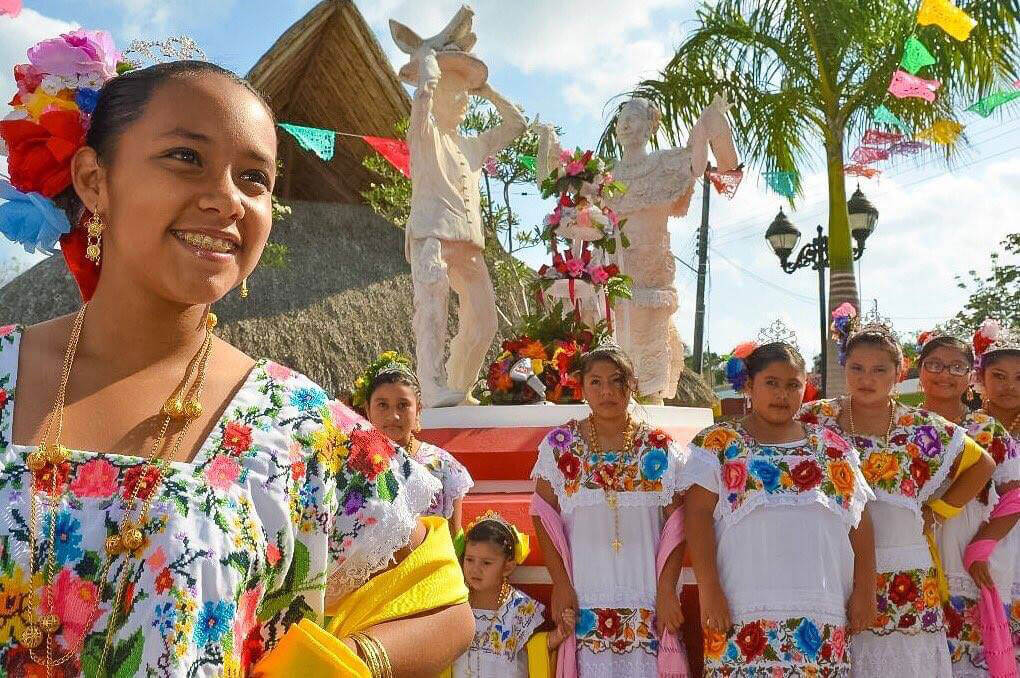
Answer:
449;511;573;677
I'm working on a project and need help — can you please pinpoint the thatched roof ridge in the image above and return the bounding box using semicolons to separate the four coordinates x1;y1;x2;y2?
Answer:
247;0;411;204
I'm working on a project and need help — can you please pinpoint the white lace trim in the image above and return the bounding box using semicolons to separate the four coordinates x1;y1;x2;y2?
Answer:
729;593;847;627
849;628;952;678
946;574;981;599
994;456;1020;486
577;588;656;609
917;424;968;505
876;543;933;573
577;646;660;677
326;456;440;598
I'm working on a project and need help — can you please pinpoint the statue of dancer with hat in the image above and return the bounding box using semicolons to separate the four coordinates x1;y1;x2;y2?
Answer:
390;6;526;407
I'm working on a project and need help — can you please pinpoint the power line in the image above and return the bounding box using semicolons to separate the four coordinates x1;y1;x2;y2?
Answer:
708;246;818;306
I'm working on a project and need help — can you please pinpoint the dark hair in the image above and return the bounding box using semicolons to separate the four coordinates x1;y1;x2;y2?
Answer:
919;336;974;367
745;342;806;380
845;330;903;368
55;60;274;223
577;346;637;389
464;520;514;560
982;349;1020;372
366;371;421;406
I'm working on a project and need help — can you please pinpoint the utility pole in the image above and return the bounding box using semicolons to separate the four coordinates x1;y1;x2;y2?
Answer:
692;167;711;374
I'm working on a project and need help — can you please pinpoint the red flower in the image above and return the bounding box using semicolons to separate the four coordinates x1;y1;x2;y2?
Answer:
4;645;78;678
989;439;1007;464
348;428;394;480
155;568;173;594
0;388;7;410
647;429;671;448
596;609;622;638
241;626;266;674
604;263;620;277
890;433;909;446
557;452;581;480
799;412;819;425
122;465;162;502
909;457;931;487
790;459;823;490
122;581;135;615
898;613;917;629
943;602;963;639
223;421;253;454
735;622;767;659
889;574;919;606
0;110;85;197
33;461;70;494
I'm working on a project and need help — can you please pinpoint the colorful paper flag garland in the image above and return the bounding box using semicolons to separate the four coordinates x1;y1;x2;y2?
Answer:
278;123;337;162
901;36;936;75
707;168;744;199
966;90;1020;118
763;170;797;198
844;164;882;179
0;0;21;17
917;0;977;42
888;70;941;102
916;118;964;145
872;105;913;133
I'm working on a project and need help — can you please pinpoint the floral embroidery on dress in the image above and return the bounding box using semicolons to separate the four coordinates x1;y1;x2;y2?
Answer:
0;327;436;677
962;411;1017;465
691;423;863;523
944;593;1007;670
702;617;849;676
470;588;544;661
798;399;962;506
574;606;658;656
872;567;943;636
412;441;473;519
544;421;673;497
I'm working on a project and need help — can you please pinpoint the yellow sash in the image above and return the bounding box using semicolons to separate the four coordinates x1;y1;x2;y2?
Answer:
255;516;469;677
927;437;984;602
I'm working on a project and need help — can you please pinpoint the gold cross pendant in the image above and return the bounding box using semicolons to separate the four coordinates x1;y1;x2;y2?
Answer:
611;538;622;552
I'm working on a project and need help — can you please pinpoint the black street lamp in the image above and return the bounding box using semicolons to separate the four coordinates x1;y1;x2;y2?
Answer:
764;186;879;395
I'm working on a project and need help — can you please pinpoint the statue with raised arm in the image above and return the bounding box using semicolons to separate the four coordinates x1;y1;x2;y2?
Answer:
610;95;738;403
390;6;526;407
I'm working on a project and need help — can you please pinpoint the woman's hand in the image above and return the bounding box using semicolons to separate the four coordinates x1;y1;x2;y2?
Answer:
846;584;878;633
550;582;578;626
921;505;942;535
656;586;684;636
698;582;731;635
968;558;995;590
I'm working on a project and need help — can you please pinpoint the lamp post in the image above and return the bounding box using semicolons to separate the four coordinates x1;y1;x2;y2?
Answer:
764;185;878;396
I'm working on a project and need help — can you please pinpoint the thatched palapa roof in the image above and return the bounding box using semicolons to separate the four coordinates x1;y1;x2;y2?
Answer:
247;0;411;203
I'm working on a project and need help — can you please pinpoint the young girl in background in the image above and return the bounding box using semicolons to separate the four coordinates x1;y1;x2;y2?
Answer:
450;512;573;677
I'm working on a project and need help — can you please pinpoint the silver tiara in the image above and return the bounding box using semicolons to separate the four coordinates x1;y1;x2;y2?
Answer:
982;323;1020;356
757;318;800;352
123;37;207;68
583;336;625;359
851;300;899;341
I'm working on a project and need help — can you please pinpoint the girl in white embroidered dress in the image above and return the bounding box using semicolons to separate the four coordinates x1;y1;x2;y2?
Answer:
918;333;1020;676
360;356;474;538
452;516;572;677
531;345;687;676
798;326;994;678
968;322;1020;667
683;341;877;677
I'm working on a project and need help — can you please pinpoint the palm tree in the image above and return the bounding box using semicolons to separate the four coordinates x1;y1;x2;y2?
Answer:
600;0;1020;394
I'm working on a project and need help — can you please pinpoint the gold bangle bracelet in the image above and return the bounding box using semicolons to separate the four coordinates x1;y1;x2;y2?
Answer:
349;634;378;676
359;633;393;678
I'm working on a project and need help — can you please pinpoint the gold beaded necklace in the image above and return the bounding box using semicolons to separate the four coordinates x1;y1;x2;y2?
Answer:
846;395;897;445
585;414;637;553
468;578;512;678
20;304;216;676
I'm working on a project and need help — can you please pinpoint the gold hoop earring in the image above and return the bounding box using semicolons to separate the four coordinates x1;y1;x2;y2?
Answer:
85;213;104;265
240;278;249;299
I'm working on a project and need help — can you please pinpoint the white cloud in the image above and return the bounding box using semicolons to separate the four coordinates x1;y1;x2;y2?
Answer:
362;0;693;120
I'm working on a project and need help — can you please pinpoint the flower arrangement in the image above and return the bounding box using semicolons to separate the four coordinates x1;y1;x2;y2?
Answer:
0;30;130;254
830;302;858;365
722;341;759;391
482;301;605;405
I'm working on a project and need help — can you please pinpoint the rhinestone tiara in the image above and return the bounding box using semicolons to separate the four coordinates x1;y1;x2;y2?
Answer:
756;318;800;352
850;300;899;342
123;36;207;68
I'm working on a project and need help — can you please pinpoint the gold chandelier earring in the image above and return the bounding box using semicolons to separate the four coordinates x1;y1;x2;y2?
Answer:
240;277;249;299
85;212;104;265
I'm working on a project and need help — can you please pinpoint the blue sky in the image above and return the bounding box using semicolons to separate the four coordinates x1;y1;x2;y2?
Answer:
2;0;1019;365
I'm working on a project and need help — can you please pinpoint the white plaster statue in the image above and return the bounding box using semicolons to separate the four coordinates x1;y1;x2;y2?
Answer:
611;95;738;402
390;6;526;407
533;97;737;403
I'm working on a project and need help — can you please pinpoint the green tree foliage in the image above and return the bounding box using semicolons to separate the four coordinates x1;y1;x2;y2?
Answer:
948;232;1020;333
